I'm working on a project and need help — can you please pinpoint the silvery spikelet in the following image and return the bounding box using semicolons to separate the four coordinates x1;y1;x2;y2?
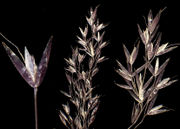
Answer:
2;36;53;129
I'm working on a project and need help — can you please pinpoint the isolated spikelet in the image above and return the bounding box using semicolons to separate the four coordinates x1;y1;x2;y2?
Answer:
115;9;178;129
2;36;53;88
1;34;53;129
60;6;108;129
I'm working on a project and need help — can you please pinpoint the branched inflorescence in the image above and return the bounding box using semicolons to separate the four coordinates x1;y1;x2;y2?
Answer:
59;6;108;129
115;9;178;129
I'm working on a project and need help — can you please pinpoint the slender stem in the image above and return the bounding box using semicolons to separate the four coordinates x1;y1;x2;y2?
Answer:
134;115;147;129
128;101;149;129
128;122;136;129
128;113;146;129
127;107;141;129
34;87;38;129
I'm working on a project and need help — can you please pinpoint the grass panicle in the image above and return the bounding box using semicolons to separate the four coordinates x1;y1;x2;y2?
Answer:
115;9;178;129
60;6;108;129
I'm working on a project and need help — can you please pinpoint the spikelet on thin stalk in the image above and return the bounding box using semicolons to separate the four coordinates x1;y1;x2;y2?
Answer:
115;9;178;129
1;33;53;129
60;6;108;129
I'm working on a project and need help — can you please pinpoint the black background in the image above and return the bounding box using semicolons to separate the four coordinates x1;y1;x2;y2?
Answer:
0;0;180;129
